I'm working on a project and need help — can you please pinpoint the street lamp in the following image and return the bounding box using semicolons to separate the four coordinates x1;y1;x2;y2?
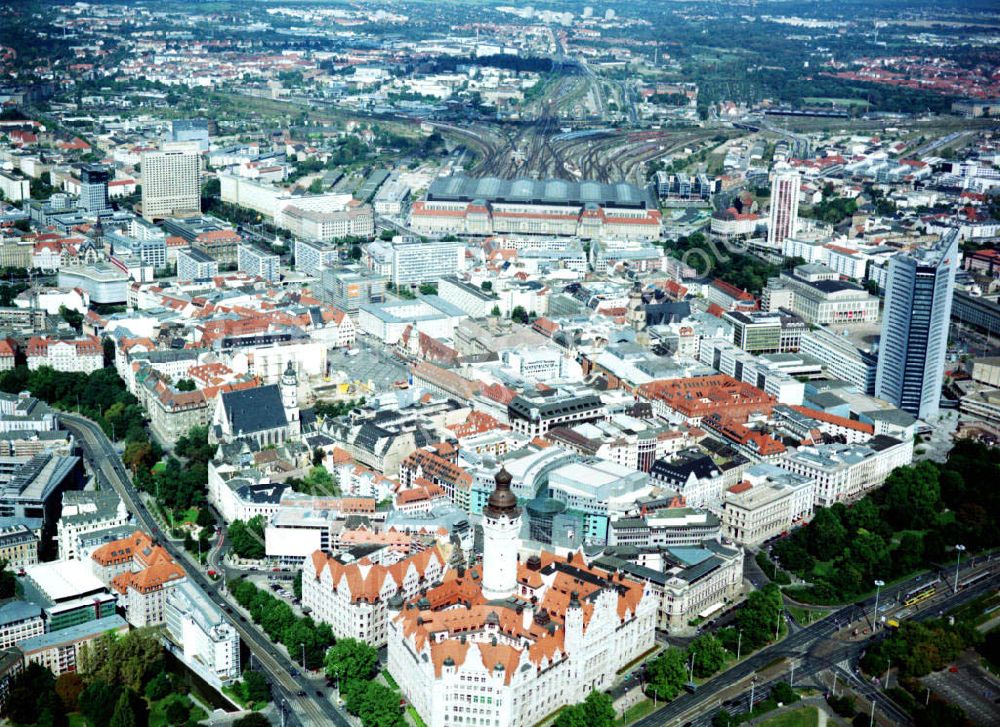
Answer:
954;544;966;594
300;643;306;669
872;579;885;629
688;651;696;683
736;629;742;661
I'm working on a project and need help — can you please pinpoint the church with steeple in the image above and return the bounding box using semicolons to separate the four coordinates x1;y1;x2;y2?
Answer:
210;361;301;446
387;468;657;727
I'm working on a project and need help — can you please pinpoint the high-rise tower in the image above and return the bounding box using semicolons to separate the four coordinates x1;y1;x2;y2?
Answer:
481;467;521;601
767;167;801;249
875;231;958;419
80;164;111;214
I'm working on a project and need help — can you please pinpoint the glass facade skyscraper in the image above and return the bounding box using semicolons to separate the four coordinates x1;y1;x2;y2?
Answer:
875;230;958;419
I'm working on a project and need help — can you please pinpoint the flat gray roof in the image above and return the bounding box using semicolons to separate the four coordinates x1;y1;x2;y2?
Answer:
427;175;655;209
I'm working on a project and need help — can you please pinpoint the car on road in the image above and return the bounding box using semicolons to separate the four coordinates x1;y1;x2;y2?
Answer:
315;690;323;698
297;690;306;697
290;669;299;677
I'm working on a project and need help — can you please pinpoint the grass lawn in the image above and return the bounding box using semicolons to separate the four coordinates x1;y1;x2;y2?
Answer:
809;560;835;580
623;699;656;722
759;706;820;727
787;606;825;626
222;684;265;711
407;705;428;727
148;695;207;727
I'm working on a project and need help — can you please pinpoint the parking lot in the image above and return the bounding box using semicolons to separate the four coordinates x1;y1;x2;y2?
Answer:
921;653;1000;726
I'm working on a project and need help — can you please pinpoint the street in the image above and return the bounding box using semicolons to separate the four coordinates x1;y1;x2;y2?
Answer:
62;413;352;727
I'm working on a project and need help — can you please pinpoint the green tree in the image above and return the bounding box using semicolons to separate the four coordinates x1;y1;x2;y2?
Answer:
234;714;272;727
80;680;122;727
807;508;848;561
340;679;406;727
770;682;799;705
109;690;138;727
511;305;529;324
880;461;941;530
688;634;727;678
350;244;363;260
164;697;190;725
646;648;687;700
78;627;164;693
196;507;215;529
229;516;266;559
580;691;616;725
308;178;324;194
737;584;783;650
242;669;271;705
175;378;196;392
4;663;62;725
324;638;378;682
0;558;15;598
144;671;172;701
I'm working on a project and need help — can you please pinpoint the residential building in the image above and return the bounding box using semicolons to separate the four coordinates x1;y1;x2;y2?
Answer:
177;247;219;283
19;615;128;675
0;647;23;713
141;143;201;221
295;239;340;277
0;171;30;203
876;232;958;419
26;335;103;373
91;530;187;627
0;524;38;571
237;244;280;283
56;490;130;561
0;601;44;650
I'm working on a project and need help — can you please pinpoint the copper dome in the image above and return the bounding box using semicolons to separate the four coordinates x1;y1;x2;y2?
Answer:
484;466;520;518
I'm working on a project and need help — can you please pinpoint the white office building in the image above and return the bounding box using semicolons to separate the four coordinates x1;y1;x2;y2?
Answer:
164;579;241;686
237;244;280;283
141;143;201;221
720;463;814;546
775;436;913;507
177;247;219;283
